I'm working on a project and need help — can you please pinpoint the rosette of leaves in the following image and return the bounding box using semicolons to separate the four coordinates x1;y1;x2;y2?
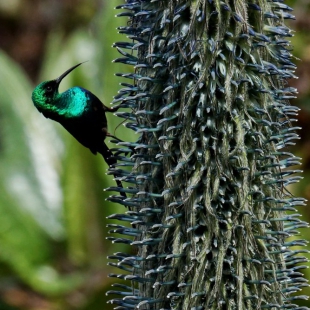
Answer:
106;1;309;310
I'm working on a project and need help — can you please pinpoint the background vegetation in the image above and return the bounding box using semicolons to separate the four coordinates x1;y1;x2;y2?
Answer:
0;0;308;309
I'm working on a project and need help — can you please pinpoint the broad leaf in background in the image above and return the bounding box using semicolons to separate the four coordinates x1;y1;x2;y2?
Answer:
0;1;133;307
0;50;84;294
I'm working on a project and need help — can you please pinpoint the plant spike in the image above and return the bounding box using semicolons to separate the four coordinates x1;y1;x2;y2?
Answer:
107;1;309;310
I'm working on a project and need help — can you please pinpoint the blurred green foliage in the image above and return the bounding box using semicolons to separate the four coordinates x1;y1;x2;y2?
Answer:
0;0;135;309
0;0;309;309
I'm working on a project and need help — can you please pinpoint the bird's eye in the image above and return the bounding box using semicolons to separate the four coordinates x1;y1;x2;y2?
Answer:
46;86;53;93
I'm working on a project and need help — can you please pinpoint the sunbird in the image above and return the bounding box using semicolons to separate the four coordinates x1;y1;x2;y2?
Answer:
31;63;125;197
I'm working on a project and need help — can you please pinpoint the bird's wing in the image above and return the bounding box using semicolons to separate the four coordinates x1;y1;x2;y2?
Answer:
86;91;108;133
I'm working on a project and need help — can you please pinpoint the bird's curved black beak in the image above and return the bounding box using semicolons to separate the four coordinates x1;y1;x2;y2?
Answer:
55;62;86;84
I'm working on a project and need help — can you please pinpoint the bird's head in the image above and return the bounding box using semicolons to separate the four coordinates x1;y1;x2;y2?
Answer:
31;62;85;111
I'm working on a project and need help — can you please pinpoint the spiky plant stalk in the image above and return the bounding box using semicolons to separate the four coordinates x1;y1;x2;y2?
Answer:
106;1;309;309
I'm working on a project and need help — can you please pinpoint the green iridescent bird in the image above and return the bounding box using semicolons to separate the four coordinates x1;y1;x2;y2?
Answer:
31;63;125;197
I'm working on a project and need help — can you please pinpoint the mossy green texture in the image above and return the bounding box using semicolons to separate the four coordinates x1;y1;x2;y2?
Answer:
107;1;308;309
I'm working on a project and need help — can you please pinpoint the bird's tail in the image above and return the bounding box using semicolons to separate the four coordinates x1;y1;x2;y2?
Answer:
99;142;126;198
